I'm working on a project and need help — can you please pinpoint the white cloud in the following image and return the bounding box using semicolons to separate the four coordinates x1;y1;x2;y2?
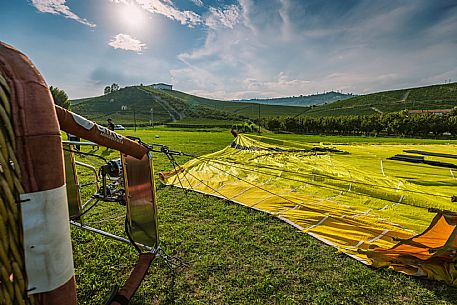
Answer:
191;0;204;7
31;0;96;27
172;0;457;100
109;1;242;30
205;5;241;29
242;73;311;97
108;34;146;52
110;0;201;26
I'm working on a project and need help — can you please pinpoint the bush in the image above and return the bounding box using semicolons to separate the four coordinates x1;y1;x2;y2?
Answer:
232;122;260;134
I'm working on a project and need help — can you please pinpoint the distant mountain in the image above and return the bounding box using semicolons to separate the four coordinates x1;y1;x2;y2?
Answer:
303;82;457;117
234;91;355;107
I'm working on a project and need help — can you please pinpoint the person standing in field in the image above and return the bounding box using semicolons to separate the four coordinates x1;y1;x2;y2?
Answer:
105;118;116;151
67;133;80;150
107;118;115;131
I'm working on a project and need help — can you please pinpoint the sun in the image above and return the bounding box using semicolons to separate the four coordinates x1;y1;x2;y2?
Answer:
117;2;148;31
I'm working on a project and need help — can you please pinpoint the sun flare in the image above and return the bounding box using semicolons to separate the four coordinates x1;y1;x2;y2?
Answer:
117;3;147;30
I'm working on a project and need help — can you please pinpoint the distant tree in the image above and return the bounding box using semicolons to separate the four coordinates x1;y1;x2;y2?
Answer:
249;123;259;133
49;86;70;110
104;86;111;95
450;106;457;116
111;83;120;92
448;116;457;136
284;117;299;132
266;117;283;132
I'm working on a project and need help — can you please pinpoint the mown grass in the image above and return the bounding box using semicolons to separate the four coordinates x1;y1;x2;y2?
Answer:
165;118;242;128
260;133;457;145
72;129;457;304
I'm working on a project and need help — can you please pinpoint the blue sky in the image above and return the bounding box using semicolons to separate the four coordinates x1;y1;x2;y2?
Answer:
1;0;456;100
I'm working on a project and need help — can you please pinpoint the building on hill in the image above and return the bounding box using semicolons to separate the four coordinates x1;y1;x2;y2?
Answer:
408;109;452;115
152;83;173;90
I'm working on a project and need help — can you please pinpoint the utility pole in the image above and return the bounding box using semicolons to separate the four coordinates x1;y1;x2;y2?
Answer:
150;107;154;127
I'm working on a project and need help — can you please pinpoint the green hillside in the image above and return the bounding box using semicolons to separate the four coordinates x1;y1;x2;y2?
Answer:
303;82;457;117
71;82;457;125
71;86;310;125
72;86;187;125
149;88;310;118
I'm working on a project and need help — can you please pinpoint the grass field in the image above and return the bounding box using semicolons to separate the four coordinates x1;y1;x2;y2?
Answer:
164;118;242;128
71;129;457;304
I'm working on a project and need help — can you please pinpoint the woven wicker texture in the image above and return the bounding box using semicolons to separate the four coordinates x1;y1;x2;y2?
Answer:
0;74;35;305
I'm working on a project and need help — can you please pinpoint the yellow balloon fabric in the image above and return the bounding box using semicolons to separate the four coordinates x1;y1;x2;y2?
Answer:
160;134;457;285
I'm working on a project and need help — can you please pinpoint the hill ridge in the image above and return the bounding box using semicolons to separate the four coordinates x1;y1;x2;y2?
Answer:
235;91;354;107
72;85;308;125
304;82;457;117
71;82;457;125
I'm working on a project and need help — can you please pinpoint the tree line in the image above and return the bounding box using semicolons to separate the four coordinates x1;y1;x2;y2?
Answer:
256;109;457;137
104;83;120;95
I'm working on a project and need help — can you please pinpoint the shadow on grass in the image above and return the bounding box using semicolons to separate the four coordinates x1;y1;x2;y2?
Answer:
369;264;457;305
101;149;113;157
415;276;457;305
163;271;177;304
129;261;180;305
